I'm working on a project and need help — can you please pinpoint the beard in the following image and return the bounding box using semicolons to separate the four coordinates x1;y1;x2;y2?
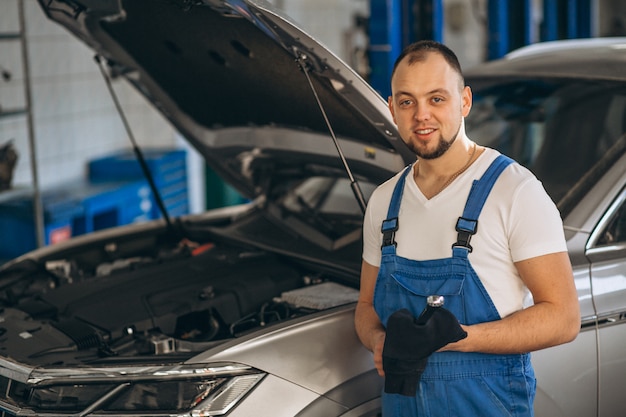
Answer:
408;119;463;160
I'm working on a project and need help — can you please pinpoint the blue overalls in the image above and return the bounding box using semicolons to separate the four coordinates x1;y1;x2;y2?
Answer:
373;155;536;416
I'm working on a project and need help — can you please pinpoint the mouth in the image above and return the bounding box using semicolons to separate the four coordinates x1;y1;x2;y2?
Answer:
413;127;437;139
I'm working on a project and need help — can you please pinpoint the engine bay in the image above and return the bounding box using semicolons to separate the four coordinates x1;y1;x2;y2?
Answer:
0;231;359;367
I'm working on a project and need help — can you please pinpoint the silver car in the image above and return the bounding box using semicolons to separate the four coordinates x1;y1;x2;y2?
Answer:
465;37;626;417
0;0;624;416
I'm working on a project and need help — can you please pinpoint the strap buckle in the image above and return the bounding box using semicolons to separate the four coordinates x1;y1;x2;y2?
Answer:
453;217;477;252
381;217;399;248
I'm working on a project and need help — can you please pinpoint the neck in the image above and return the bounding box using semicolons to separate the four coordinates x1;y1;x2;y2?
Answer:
413;140;481;199
419;137;475;175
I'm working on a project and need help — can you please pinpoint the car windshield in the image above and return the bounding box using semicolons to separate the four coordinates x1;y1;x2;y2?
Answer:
466;78;626;217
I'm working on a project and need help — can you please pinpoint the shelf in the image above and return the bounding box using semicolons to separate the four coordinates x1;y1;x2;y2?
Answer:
0;186;33;204
0;108;28;119
0;32;21;41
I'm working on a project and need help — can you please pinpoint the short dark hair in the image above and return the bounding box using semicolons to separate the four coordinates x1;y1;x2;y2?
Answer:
391;40;465;90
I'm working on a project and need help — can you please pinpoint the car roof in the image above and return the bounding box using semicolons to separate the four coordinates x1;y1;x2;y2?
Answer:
465;37;626;82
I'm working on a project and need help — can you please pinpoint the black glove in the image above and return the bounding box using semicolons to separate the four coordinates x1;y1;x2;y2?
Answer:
382;307;467;396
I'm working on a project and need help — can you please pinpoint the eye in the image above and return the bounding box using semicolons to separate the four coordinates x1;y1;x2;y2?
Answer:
398;99;413;107
432;97;444;103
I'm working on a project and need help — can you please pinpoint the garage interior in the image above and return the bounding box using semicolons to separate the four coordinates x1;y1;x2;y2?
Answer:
0;0;624;264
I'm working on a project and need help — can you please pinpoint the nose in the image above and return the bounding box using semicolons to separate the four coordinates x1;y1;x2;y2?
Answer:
413;103;431;121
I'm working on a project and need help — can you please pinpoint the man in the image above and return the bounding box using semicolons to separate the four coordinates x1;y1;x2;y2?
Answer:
354;40;580;416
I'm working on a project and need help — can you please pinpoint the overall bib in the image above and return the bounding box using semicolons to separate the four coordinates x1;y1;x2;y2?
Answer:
373;155;536;417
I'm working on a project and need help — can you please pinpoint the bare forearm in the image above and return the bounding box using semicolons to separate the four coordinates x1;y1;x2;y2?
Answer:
445;300;580;354
354;300;386;376
445;252;581;354
354;301;385;351
355;261;386;353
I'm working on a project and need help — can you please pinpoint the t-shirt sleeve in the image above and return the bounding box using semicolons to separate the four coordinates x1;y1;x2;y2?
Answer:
508;176;568;262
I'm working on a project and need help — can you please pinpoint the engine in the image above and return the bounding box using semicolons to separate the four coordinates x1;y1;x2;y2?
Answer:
0;239;357;367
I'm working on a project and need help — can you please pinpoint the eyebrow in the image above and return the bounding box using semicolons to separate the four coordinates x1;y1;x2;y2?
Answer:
394;88;451;97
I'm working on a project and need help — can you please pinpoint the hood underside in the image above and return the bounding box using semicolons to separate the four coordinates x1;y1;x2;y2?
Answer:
38;0;412;194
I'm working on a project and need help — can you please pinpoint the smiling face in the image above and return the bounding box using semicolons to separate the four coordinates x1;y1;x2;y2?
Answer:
388;51;472;160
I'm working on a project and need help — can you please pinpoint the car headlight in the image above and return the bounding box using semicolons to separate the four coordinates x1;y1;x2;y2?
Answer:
1;363;265;416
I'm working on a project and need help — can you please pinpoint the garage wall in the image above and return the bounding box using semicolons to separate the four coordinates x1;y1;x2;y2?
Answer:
599;0;626;36
0;0;178;192
271;0;370;62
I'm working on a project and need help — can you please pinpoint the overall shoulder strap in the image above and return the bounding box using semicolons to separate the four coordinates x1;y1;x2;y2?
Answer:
453;154;514;254
381;164;413;250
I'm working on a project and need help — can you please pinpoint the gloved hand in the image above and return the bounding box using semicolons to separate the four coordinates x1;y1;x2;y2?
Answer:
382;307;467;396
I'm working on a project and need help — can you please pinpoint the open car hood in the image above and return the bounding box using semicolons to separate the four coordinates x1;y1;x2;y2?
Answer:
38;0;413;198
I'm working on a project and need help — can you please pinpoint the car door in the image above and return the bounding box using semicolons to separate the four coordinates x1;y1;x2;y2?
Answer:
531;262;598;417
587;186;626;417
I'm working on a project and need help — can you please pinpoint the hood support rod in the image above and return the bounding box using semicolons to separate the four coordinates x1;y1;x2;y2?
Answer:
296;52;367;214
94;55;176;233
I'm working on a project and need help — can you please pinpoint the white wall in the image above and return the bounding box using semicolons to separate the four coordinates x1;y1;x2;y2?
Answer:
0;0;178;192
442;0;488;69
270;0;370;61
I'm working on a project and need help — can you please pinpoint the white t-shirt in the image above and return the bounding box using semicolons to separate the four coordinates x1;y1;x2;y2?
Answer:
362;148;567;318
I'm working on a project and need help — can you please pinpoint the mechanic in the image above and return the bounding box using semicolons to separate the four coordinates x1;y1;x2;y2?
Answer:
354;40;580;416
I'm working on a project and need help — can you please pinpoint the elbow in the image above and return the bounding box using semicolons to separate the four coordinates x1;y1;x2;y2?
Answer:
562;322;580;344
561;306;582;344
544;299;581;347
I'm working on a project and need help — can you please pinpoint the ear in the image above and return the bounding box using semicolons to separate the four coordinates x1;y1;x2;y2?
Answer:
461;86;472;117
388;96;397;123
